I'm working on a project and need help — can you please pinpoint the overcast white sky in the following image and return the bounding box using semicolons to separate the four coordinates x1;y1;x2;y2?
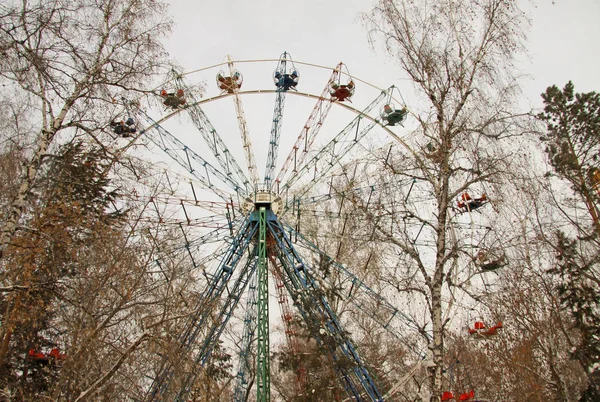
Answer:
155;0;600;191
163;0;599;106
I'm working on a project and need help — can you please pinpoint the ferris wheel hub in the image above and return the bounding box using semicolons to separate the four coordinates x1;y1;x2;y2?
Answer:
242;189;283;215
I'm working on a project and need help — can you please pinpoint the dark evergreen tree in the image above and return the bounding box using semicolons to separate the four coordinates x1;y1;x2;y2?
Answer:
539;81;600;232
0;141;126;399
539;82;600;401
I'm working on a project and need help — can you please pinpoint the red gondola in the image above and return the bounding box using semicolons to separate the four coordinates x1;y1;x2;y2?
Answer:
329;64;355;102
28;347;67;364
216;70;243;94
160;89;186;109
469;321;503;338
456;192;487;213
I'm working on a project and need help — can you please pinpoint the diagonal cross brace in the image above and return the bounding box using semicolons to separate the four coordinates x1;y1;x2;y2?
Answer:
184;96;252;192
281;89;391;208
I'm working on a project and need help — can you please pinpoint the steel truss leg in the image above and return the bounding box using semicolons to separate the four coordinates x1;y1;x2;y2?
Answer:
267;217;384;402
146;217;258;401
233;271;258;402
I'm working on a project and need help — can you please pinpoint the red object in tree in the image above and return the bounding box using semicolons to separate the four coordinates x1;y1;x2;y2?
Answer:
28;349;48;361
48;348;66;360
441;391;455;401
459;390;475;400
485;327;498;336
474;321;486;330
176;89;184;97
160;89;167;97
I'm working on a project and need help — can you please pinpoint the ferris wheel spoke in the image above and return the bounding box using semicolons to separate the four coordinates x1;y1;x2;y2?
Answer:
148;227;231;266
123;193;233;215
138;111;244;202
225;56;260;186
175;79;251;193
146;225;239;281
265;52;299;189
138;213;233;229
265;90;286;189
280;88;391;200
274;63;342;186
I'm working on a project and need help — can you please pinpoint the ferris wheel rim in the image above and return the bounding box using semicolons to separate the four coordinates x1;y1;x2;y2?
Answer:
166;57;408;106
142;89;416;162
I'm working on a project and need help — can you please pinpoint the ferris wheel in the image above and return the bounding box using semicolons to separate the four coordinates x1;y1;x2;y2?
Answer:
114;53;423;402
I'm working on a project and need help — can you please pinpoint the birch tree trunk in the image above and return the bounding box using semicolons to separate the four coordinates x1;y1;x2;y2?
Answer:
363;1;531;399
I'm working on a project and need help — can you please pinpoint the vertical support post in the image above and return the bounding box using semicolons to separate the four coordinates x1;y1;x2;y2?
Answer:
256;207;270;401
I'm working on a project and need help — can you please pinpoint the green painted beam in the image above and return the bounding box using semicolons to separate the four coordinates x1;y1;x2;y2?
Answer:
256;207;270;401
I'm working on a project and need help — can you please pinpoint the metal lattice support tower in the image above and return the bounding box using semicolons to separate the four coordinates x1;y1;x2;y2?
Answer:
256;207;270;401
147;209;386;402
145;217;258;401
267;217;384;401
175;250;259;402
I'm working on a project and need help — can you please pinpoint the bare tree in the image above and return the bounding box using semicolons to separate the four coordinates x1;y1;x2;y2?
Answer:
443;202;587;402
362;0;532;399
0;0;173;262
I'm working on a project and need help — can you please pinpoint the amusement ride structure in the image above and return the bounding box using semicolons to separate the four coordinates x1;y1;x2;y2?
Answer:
113;53;429;401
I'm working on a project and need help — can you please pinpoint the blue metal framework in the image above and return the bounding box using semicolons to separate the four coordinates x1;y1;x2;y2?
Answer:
285;223;430;354
145;208;386;402
233;272;258;401
267;217;384;401
145;216;258;401
140;55;415;402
